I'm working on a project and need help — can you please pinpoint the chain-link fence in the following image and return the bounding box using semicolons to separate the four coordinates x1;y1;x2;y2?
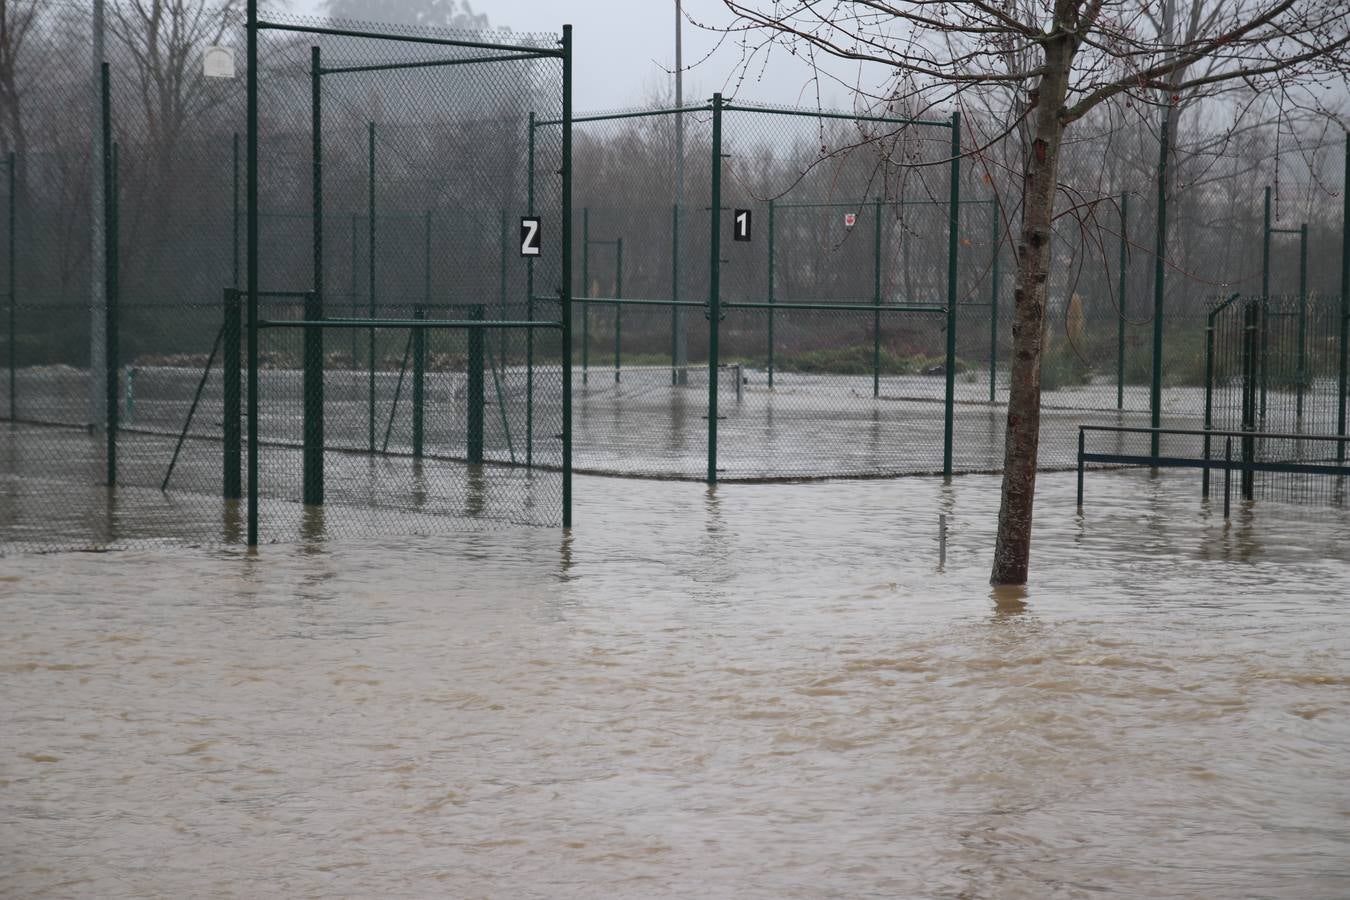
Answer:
542;97;1347;487
2;5;1347;552
0;4;572;552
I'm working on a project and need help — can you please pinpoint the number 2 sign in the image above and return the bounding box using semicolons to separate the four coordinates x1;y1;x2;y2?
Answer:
520;217;541;257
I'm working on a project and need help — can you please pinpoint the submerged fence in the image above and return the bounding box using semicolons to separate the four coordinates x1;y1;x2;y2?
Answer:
539;102;1349;487
0;2;1347;553
0;7;573;552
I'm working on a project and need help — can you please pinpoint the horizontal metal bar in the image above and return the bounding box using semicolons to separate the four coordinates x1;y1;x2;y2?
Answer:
534;104;712;128
257;19;563;56
569;296;705;308
723;301;946;314
1269;228;1304;235
1083;451;1350;477
258;317;560;330
320;51;548;76
721;102;951;129
773;198;992;210
1080;424;1350;443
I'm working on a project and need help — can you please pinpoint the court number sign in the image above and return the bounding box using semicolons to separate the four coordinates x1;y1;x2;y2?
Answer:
733;209;752;242
520;217;542;257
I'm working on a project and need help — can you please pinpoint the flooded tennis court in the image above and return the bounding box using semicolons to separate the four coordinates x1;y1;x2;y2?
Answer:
3;470;1349;897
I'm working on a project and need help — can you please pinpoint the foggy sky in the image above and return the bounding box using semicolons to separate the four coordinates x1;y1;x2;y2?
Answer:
287;0;885;112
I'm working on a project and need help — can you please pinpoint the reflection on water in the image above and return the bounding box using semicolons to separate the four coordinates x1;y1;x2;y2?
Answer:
2;469;1349;898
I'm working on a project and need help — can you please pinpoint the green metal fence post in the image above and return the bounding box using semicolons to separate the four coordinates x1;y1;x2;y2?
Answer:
615;237;623;382
417;211;429;460
671;202;680;385
526;112;536;467
1241;300;1257;499
102;64;118;487
232;134;239;288
6;151;14;419
562;23;574;527
413;304;425;459
224;288;241;499
306;45;324;508
303;290;324;505
707;92;723;484
498;207;508;368
467;304;484;465
349;213;357;370
246;0;259;547
943;111;960;479
990;196;1000;403
367;121;377;454
1150;117;1169;463
1339;131;1349;464
873;197;882;398
1116;192;1127;410
581;206;589;385
1260;186;1271;420
1296;221;1308;420
767;198;775;388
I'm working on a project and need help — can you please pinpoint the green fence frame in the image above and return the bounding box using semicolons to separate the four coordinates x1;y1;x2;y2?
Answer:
533;96;963;483
246;4;574;546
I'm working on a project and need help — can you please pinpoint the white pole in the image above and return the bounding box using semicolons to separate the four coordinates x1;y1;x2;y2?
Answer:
89;0;107;428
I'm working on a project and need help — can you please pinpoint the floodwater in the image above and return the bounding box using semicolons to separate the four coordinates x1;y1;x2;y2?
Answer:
2;470;1349;898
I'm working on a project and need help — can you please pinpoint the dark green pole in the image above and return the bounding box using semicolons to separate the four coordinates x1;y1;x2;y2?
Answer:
413;304;425;458
562;23;573;527
1260;185;1271;421
223;287;241;499
102;64;117;487
873;197;882;398
1116;193;1127;410
990;196;1000;404
1262;186;1272;301
1338;132;1349;464
232;134;239;288
467;304;484;464
415;211;428;460
305;45;324;506
581;206;589;385
1241;300;1257;499
303;291;324;504
671;202;680;385
526;113;535;467
1150;117;1169;462
368;121;376;454
246;0;259;547
707;92;723;484
6;151;14;419
1296;222;1308;420
1203;305;1215;499
498;207;507;368
349;213;357;373
767;198;775;388
943;112;960;479
614;237;623;382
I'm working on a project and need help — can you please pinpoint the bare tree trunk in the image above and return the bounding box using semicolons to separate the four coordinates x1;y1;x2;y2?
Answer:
991;41;1073;585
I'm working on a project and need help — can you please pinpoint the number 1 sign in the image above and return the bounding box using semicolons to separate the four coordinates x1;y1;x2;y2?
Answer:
733;209;752;242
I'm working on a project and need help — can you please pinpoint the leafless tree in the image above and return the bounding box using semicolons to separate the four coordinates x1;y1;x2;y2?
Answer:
0;0;43;181
715;0;1349;584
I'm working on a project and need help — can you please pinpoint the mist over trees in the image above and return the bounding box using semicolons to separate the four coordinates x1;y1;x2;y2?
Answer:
320;0;489;31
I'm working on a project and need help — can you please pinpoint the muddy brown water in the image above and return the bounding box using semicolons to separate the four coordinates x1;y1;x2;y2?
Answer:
2;470;1348;898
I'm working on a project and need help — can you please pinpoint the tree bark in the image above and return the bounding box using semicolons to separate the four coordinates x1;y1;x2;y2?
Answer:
990;38;1074;585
